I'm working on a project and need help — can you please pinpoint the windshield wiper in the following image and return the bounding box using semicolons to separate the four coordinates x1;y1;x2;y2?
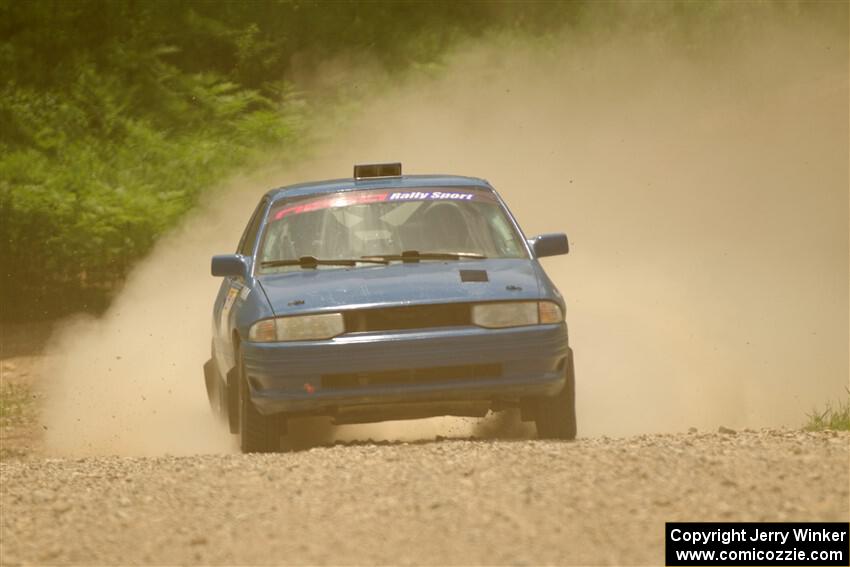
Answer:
261;256;389;269
361;250;487;263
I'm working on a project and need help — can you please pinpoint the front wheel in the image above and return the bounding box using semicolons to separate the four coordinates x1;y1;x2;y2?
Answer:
236;348;282;453
535;351;577;440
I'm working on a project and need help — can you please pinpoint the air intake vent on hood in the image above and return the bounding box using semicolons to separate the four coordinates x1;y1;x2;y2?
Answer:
460;269;488;283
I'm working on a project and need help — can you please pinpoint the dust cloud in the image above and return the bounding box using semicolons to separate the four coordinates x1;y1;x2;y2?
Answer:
43;7;848;454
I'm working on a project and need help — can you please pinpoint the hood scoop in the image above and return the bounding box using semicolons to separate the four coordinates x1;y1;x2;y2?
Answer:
459;269;489;283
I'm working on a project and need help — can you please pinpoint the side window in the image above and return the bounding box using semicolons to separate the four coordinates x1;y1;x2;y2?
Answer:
237;199;267;256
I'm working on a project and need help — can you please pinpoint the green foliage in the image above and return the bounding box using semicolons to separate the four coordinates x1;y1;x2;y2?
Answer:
0;381;29;420
0;67;305;316
0;378;35;460
805;390;850;432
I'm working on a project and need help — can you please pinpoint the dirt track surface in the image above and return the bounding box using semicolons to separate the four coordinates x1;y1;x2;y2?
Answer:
1;430;848;566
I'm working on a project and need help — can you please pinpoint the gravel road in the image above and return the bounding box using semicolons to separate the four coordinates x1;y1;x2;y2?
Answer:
1;429;847;565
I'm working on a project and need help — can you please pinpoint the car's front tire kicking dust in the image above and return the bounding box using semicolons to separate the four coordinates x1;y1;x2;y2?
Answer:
236;348;283;453
534;350;577;440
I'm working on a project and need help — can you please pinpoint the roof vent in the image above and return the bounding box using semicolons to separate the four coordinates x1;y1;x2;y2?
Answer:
354;162;402;179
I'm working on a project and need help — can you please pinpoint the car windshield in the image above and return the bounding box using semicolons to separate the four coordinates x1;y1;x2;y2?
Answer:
258;187;528;272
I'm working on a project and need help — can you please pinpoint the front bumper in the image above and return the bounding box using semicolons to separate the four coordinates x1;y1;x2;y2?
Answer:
242;324;569;416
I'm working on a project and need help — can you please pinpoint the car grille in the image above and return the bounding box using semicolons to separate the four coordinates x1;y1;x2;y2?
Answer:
322;363;502;390
342;303;471;332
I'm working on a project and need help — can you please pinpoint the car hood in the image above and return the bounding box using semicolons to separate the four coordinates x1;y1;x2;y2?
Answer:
258;258;542;316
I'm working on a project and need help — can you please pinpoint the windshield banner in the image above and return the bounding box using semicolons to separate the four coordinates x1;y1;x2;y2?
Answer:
272;188;494;220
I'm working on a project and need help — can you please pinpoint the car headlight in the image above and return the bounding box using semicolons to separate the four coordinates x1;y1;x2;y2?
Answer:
249;313;345;342
471;301;563;328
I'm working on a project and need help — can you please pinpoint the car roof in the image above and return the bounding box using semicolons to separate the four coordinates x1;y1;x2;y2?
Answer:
263;174;494;202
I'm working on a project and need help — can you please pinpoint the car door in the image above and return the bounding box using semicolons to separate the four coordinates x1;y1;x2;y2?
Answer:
213;197;268;369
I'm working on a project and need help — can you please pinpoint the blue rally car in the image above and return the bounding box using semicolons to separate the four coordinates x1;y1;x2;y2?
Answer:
205;163;575;452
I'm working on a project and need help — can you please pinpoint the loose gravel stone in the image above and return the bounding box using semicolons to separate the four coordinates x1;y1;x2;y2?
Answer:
0;430;847;565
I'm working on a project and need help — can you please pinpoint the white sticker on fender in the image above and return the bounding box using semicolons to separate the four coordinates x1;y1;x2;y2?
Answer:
220;287;240;335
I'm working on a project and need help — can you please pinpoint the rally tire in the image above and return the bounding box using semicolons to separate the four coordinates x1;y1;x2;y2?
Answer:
535;350;577;440
236;348;280;453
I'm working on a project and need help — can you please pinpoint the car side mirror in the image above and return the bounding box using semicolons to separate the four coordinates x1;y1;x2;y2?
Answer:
529;233;569;258
211;254;249;278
